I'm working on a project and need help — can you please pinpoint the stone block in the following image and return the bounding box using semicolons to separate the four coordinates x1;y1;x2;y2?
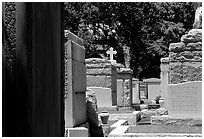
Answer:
65;30;83;46
169;42;186;52
169;51;202;61
181;34;201;43
186;42;202;51
86;68;111;75
182;62;202;82
65;40;85;62
169;62;202;84
188;29;202;37
87;75;111;88
132;111;141;123
72;60;87;92
88;87;112;107
65;127;89;137
73;92;87;126
65;38;87;128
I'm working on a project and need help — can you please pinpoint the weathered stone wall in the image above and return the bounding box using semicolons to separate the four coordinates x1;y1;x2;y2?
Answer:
169;29;202;84
86;58;117;88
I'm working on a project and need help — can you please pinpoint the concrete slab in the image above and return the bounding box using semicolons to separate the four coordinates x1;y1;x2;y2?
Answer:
65;127;88;137
108;126;129;137
110;120;128;128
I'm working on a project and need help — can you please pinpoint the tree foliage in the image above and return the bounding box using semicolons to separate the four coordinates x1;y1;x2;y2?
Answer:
64;2;195;79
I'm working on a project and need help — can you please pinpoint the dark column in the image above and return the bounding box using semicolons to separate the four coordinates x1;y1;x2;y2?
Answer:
3;2;64;136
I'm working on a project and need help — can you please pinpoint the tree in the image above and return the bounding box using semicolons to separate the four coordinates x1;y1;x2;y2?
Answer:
64;2;195;79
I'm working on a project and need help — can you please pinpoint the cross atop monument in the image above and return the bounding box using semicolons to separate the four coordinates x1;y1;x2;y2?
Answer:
106;47;117;63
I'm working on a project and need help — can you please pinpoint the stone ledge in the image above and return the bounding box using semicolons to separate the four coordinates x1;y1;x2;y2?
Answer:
188;29;202;36
117;133;202;137
151;115;202;126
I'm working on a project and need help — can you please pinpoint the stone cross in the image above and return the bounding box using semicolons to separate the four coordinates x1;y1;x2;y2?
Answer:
106;47;117;63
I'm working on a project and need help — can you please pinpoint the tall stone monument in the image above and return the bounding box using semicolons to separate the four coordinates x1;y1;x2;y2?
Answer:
160;3;202;108
168;2;202;84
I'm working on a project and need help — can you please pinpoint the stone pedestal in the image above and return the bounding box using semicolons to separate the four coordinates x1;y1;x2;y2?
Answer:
160;57;169;108
117;67;133;107
132;78;140;104
169;29;202;84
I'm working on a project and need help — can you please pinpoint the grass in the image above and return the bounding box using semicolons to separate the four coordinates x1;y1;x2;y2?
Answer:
127;125;202;134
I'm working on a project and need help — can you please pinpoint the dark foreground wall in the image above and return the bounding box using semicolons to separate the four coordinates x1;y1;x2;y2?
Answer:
2;3;64;136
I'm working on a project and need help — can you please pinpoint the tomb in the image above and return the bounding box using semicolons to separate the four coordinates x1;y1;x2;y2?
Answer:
156;5;202;125
143;78;161;100
86;58;117;108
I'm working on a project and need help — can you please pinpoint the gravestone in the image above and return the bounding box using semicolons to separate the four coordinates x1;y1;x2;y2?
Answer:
167;81;202;119
88;87;112;107
143;78;161;100
64;31;87;129
3;2;64;136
